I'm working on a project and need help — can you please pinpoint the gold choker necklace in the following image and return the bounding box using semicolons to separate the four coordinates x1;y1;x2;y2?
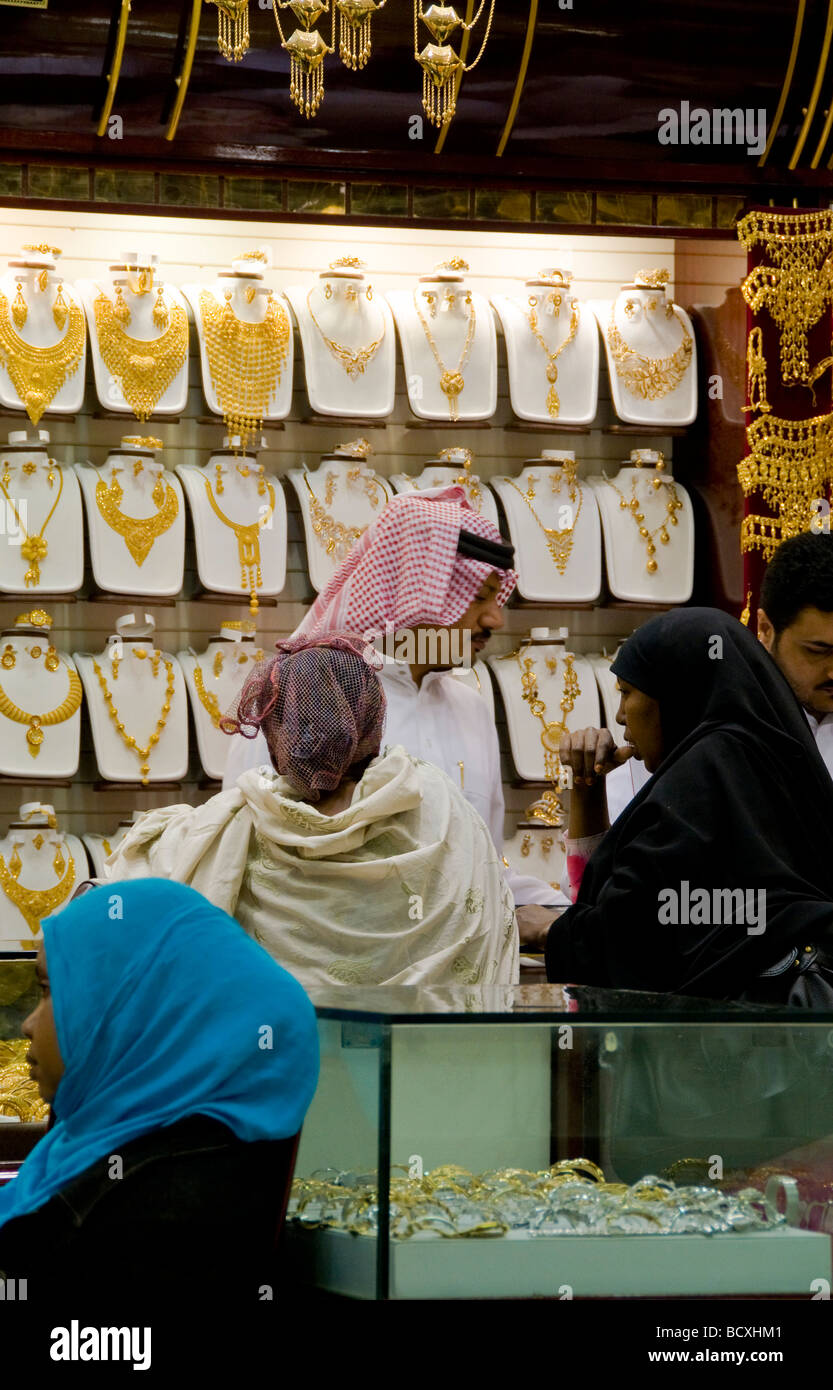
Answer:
0;662;82;758
92;656;175;784
93;290;188;420
0;293;85;425
525;298;580;418
0;851;76;938
199;289;291;452
412;290;476;421
607;305;693;401
203;476;276;616
95;470;180;567
306;289;386;379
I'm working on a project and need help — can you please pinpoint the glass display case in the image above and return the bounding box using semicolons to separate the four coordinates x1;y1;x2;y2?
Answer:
0;951;47;1184
286;985;833;1300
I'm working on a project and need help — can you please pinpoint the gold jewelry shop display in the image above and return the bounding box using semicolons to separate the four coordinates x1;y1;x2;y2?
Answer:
199;288;291;453
607;302;693;401
413;0;496;128
435;446;482;509
412;287;476;421
0;848;76;940
515;643;580;827
336;0;387;70
525;296;580;419
92;288;188;420
0;647;82;758
302;466;389;560
95;460;180;567
0;462;64;587
738;411;833;560
306;286;386;379
601;456;683;573
92;655;176;785
743;327;771;415
0;286;85;425
203;475;277;616
737;208;833;389
271;0;335;118
504;465;583;575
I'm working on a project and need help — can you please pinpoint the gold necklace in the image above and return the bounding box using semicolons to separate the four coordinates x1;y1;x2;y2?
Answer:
515;645;580;827
0;663;82;758
203;476;276;616
0;466;64;587
0;292;85;425
199;289;291;453
412;290;476;420
505;474;583;575
525;298;580;418
92;290;188;420
192;662;223;728
607;305;693;400
306;288;386;379
737;208;833;389
95;469;179;567
0;850;76;938
601;470;683;573
92;657;175;785
302;470;386;560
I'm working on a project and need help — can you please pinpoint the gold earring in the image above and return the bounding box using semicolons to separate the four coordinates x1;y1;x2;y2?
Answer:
521;834;531;857
213;649;225;677
221;288;236;337
525;472;538;499
345;284;358;304
113;285;130;326
646;296;658;312
542;836;554;856
324;282;333;300
12;282;27;329
53;283;68;332
53;843;65;877
29;645;42;660
1;463;9;488
424;291;437;317
45;644;60;672
443;290;456;311
257;464;266;497
366;284;373;301
1;644;16;669
245;285;256;305
133;459;144;477
152;286;169;329
111;650;120;680
324;471;337;506
151;472;165;508
624;298;638;319
528;295;538;309
215;462;225;494
46;459;56;487
9;844;21;879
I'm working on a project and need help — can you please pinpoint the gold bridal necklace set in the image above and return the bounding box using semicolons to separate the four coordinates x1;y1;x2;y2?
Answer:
514;641;581;827
199;277;291;455
0;612;82;761
413;265;476;421
0;456;64;588
307;259;386;379
525;279;580;419
601;452;683;574
607;270;693;401
0;832;76;941
0;247;86;425
203;465;277;617
94;441;180;568
93;276;188;421
504;464;582;575
93;645;176;786
303;450;390;559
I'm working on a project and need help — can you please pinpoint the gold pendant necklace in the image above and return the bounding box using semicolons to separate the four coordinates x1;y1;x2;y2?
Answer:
505;470;583;575
95;470;180;567
199;289;291;453
92;656;175;785
0;850;76;937
515;644;580;827
601;468;683;573
0;292;85;425
0;465;64;587
306;288;386;379
92;290;188;421
192;662;223;728
525;298;580;418
0;663;82;758
203;476;276;616
607;305;693;400
412;290;476;420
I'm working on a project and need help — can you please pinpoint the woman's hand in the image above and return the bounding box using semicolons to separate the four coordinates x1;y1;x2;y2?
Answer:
559;727;632;789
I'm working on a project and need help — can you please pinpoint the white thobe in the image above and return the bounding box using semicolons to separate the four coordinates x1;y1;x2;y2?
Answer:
222;660;567;907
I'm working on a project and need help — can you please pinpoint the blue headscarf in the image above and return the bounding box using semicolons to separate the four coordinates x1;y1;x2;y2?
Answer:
0;879;320;1229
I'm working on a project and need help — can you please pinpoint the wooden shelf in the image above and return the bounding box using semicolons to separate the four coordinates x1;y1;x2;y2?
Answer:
298;415;389;428
505;421;593;434
190;590;278;607
86;591;178;606
91;411;182;424
603;423;689;437
0;408;78;422
0;593;79;604
405;418;493;429
0;775;74;787
92;780;184;792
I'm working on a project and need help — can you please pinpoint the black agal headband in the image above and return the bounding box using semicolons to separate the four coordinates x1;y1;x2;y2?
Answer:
456;531;515;570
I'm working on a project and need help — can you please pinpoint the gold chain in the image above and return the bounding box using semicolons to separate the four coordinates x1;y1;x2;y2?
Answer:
412;289;476;420
306;288;386;379
92;657;175;785
601;470;683;573
0;466;64;587
193;662;223;728
0;664;82;758
525;298;580;418
203;477;276;616
199;289;291;453
505;474;583;575
92;291;188;421
95;471;180;567
737;208;833;388
515;645;580;827
606;305;693;400
0;851;76;937
0;292;85;425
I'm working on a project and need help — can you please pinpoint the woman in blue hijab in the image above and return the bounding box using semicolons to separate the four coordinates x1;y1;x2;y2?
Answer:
0;878;319;1308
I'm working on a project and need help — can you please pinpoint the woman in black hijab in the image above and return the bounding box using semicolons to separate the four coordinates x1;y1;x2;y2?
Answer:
545;608;833;1001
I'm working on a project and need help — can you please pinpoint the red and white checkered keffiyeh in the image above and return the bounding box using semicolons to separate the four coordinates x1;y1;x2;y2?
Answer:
294;486;517;641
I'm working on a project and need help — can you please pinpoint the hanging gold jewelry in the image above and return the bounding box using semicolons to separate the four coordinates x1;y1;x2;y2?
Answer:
92;656;175;785
152;286;169;330
505;473;583;575
601;469;684;573
412;287;476;421
271;0;335;119
52;283;68;333
213;649;225;678
0;663;83;758
740;590;752;627
335;0;384;70
11;283;27;330
739;411;833;558
94;470;180;567
742;326;772;415
113;285;130;326
0;466;64;587
203;476;277;616
208;0;251;61
0;851;75;937
193;663;223;728
737;208;833;389
151;471;165;508
0;292;86;426
199;289;291;454
366;283;373;300
45;644;60;672
8;844;21;879
111;647;121;680
414;0;496;128
46;459;56;487
1;646;15;670
525;297;580;419
324;281;333;300
53;843;64;876
215;462;225;494
1;463;9;488
607;304;693;400
92;290;187;421
306;287;386;379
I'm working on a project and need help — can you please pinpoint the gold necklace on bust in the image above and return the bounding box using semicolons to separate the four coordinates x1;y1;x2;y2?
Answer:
203;476;276;616
0;290;85;425
514;644;580;827
192;662;223;728
412;290;476;421
95;469;179;567
92;657;175;785
601;469;683;573
0;850;76;938
306;288;386;379
199;289;291;453
505;474;583;575
0;662;82;759
302;470;388;561
525;298;580;418
0;465;64;587
606;305;693;401
92;289;188;421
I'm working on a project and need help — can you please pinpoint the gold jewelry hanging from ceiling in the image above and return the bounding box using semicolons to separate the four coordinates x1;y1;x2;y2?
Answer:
0;851;76;938
271;0;335;118
738;411;833;560
306;286;386;378
412;287;476;420
336;0;386;69
92;657;176;785
414;1;496;128
0;466;64;588
208;0;251;61
199;289;291;454
0;290;85;425
95;470;180;567
737;209;833;389
92;289;188;421
0;663;82;759
525;297;580;419
202;476;276;616
606;304;693;401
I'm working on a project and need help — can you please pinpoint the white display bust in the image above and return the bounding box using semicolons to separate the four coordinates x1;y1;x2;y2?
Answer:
74;610;188;784
82;813;142;880
491;268;598;425
0;428;83;595
0;245;86;422
76;435;185;597
288;438;393;593
176;435;286;613
592;269;697;427
0;611;82;777
179;621;266;781
285;256;395;418
387;258;497;421
390;446;499;528
491;452;602;603
488;629;600;784
182;253;293;438
76;250;188;419
0;803;85;949
588;448;695;603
